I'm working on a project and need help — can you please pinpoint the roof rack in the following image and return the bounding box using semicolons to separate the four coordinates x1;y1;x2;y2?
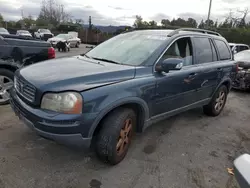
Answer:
167;28;221;37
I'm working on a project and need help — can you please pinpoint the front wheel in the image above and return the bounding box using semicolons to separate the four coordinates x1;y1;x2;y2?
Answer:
95;108;136;165
0;69;14;105
203;85;228;116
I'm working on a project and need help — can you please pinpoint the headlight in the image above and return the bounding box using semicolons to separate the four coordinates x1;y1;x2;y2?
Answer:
41;92;83;114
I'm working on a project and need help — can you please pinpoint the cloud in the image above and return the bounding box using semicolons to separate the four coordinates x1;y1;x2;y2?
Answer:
149;13;171;23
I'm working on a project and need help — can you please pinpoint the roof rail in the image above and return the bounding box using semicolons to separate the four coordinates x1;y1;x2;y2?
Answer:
167;28;221;37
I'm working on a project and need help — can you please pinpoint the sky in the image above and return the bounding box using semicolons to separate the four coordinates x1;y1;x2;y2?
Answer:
0;0;249;26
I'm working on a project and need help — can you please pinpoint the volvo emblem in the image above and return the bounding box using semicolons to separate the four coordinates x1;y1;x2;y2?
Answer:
20;83;24;93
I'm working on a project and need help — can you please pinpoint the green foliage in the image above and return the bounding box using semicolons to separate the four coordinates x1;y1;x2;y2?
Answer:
0;13;3;27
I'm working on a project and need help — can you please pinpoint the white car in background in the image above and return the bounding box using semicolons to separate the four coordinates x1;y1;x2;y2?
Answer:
16;30;32;38
47;33;81;48
229;43;250;54
0;28;9;35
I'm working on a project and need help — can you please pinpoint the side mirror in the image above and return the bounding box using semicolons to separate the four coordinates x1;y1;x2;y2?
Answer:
233;49;237;54
234;154;250;188
157;58;183;73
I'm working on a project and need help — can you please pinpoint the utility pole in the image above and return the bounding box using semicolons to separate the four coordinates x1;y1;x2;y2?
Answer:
206;0;213;29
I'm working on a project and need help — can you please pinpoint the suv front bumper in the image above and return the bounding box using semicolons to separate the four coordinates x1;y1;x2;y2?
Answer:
9;89;92;149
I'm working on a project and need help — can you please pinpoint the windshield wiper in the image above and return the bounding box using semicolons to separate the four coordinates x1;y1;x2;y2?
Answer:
91;57;121;65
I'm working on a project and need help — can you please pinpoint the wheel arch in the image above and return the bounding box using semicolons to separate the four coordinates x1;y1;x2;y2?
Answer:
0;63;19;73
212;78;232;97
89;97;150;138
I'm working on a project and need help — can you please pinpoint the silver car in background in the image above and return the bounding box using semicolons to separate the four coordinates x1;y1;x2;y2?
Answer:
16;30;32;38
0;28;9;35
47;33;81;48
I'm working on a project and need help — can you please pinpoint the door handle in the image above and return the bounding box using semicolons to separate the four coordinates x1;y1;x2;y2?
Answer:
184;73;198;83
187;73;198;79
217;67;222;71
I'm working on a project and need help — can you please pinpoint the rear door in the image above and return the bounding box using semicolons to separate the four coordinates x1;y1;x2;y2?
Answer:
191;37;221;101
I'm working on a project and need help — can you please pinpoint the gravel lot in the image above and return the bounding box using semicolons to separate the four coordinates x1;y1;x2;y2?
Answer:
0;47;249;188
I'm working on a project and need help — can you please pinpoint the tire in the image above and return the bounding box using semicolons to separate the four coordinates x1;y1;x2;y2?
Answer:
0;69;14;105
95;108;136;165
75;42;80;48
203;85;228;116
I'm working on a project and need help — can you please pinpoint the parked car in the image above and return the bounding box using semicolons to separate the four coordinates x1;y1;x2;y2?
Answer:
47;33;81;48
229;43;250;54
0;28;9;35
234;154;250;188
0;34;55;105
231;50;250;90
34;29;54;41
16;30;32;38
9;28;236;165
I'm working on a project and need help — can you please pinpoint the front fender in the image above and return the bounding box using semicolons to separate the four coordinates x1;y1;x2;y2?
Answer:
0;59;21;70
88;96;149;137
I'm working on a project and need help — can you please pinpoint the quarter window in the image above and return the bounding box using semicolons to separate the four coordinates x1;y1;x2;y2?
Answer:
214;40;231;60
193;37;213;64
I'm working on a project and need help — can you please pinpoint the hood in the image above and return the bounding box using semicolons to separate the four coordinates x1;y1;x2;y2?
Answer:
48;37;65;42
19;33;32;37
18;56;135;92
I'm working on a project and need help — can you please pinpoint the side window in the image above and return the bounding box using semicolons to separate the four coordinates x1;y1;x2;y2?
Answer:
193;37;213;64
159;37;193;67
214;40;231;60
240;45;248;51
210;39;218;61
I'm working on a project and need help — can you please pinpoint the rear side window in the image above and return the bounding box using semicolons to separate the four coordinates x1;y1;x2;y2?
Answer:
193;37;213;64
214;40;231;60
239;45;249;52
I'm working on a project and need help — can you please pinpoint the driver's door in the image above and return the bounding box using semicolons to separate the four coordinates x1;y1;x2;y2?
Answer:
151;37;202;117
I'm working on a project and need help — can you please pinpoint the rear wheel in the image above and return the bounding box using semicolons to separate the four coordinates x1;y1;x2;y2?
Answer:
95;108;136;165
0;69;14;105
203;85;228;116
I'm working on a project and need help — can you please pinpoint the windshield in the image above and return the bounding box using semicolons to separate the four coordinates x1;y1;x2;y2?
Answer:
0;28;9;34
55;34;68;39
86;32;169;66
40;29;50;33
19;30;29;34
234;50;250;61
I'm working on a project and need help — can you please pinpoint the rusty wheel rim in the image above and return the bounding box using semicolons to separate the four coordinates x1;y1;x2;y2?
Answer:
116;118;133;156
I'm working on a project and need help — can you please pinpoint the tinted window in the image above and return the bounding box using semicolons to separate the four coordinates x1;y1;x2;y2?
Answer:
214;40;231;60
239;45;249;52
193;37;213;64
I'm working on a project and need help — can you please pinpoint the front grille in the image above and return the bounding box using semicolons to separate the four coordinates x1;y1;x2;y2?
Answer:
14;76;36;102
43;34;53;40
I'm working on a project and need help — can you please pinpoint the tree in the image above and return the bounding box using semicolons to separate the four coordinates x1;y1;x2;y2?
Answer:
133;15;143;28
198;20;205;29
0;14;3;27
161;19;171;27
22;15;36;28
186;18;197;28
37;0;70;26
148;20;157;27
205;19;214;28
